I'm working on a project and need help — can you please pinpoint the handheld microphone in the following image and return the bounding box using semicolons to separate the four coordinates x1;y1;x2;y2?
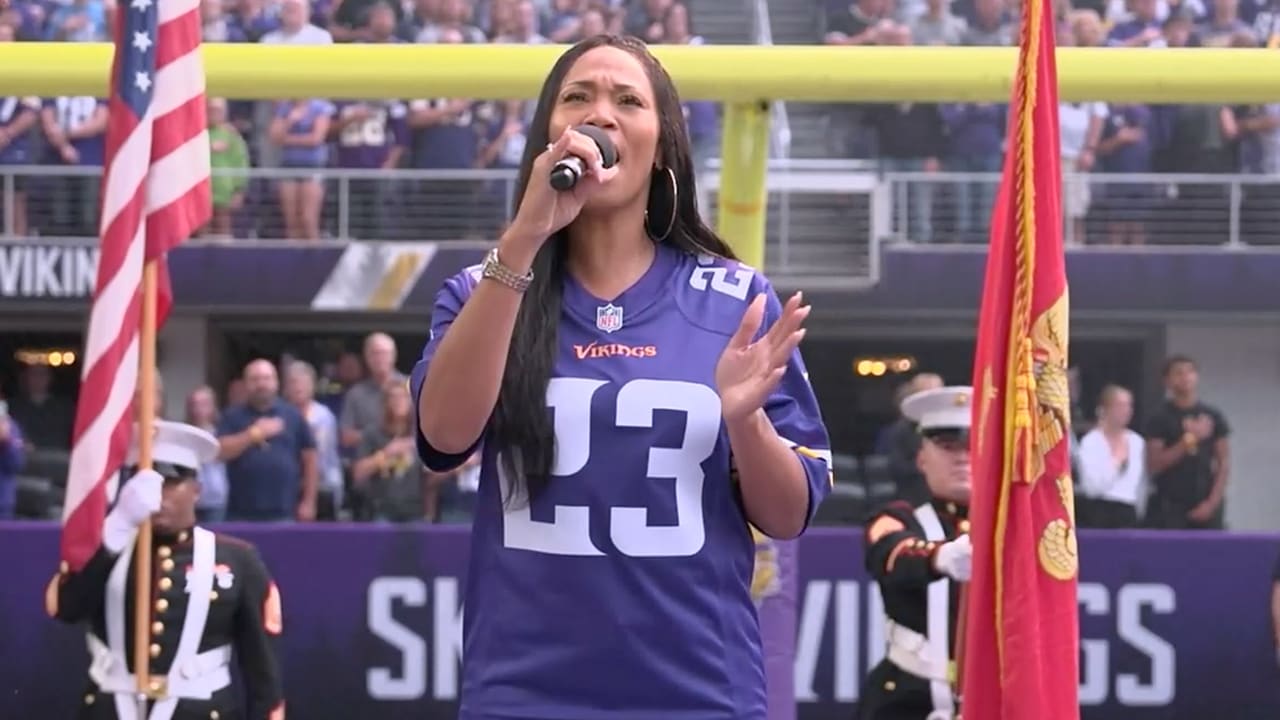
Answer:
549;125;618;191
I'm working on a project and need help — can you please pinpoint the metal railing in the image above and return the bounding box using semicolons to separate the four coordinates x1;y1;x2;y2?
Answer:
0;163;885;284
880;171;1280;247
4;165;1278;254
0;164;522;244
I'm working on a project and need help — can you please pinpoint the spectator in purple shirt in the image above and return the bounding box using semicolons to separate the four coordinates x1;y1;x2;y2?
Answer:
40;96;108;237
408;28;485;240
409;94;479;173
1108;0;1164;46
1095;104;1156;245
940;102;1005;242
0;63;39;237
543;0;587;41
0;406;25;520
2;0;48;40
330;2;408;239
269;99;334;241
229;0;281;41
684;100;719;174
333;99;409;239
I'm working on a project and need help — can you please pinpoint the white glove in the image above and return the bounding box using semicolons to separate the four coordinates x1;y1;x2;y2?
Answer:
102;469;163;554
933;534;972;582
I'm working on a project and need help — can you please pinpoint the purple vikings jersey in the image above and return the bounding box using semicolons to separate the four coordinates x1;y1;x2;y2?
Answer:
333;100;409;168
0;97;39;164
409;99;481;169
43;97;108;166
411;243;832;720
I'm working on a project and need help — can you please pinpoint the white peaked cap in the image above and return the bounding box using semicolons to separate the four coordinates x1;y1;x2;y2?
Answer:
901;386;975;432
125;420;220;471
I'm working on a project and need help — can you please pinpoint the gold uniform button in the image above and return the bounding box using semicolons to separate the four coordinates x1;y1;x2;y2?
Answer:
157;546;172;559
884;680;896;691
958;519;972;534
149;678;163;694
161;558;175;572
84;693;95;705
159;578;173;591
152;621;165;635
210;712;220;720
178;531;190;543
209;590;219;602
149;643;162;658
155;598;169;613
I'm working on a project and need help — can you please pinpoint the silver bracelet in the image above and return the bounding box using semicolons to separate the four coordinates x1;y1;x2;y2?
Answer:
480;247;533;293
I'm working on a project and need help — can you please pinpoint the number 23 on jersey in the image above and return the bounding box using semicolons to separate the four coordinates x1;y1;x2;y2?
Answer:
501;377;723;559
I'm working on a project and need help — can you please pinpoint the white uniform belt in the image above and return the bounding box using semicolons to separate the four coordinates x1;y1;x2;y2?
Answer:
87;635;232;700
885;621;951;683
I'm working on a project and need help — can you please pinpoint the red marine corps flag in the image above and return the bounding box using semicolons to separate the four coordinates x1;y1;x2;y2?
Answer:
960;0;1080;713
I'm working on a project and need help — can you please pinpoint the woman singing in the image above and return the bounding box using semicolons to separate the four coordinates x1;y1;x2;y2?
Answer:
412;35;833;718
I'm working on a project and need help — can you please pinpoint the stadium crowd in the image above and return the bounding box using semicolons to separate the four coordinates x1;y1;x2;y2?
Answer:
0;0;718;240
0;0;1277;243
823;0;1280;244
0;333;479;524
0;331;1232;534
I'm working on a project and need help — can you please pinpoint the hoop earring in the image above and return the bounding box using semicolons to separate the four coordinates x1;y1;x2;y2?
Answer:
645;166;678;243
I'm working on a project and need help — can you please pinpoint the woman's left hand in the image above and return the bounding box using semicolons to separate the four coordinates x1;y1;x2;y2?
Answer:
715;291;810;423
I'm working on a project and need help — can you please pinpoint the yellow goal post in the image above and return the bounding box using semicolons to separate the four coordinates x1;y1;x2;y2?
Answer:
3;42;1279;267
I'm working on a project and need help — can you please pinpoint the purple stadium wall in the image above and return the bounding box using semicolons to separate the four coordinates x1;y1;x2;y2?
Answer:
1;524;1277;719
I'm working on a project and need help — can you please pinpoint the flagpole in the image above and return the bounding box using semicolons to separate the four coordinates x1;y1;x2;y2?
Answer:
132;259;160;710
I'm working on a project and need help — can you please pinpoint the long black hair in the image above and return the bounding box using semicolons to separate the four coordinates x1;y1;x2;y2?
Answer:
492;34;738;506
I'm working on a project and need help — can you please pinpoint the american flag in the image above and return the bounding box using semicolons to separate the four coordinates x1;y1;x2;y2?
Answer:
59;0;211;570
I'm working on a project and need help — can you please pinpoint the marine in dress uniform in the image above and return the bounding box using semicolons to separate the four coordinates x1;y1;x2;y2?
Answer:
45;420;286;720
858;387;975;720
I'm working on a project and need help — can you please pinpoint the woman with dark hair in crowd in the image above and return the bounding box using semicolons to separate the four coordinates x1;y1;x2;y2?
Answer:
411;34;832;717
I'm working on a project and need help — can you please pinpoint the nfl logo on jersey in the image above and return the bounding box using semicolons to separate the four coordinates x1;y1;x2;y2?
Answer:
596;303;624;333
